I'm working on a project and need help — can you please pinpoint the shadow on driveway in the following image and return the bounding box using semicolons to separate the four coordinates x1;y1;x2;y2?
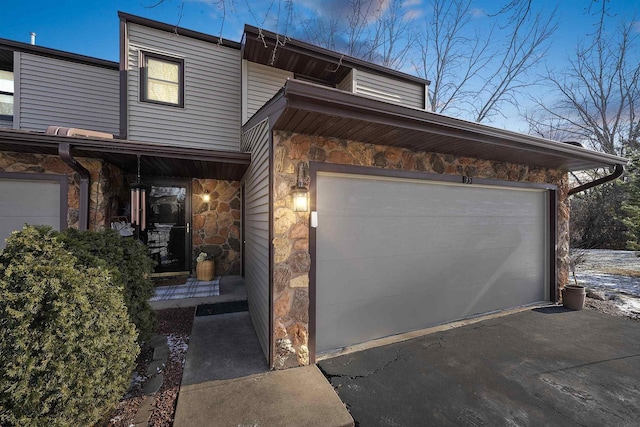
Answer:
318;308;640;426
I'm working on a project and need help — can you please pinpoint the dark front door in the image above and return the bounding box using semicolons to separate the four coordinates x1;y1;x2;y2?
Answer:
145;179;191;274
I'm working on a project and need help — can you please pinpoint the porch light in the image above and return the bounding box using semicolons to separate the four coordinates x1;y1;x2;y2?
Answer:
292;162;309;212
202;189;211;203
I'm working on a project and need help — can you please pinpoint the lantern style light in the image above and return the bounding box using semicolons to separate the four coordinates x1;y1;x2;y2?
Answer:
202;189;211;203
292;162;309;212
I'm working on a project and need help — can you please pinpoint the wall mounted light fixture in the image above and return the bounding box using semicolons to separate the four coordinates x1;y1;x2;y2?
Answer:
202;189;211;203
292;162;309;212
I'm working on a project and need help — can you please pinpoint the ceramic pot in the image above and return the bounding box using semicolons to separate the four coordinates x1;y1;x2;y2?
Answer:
562;285;586;310
196;260;215;281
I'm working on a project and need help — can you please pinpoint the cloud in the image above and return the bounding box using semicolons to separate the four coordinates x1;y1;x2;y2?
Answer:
295;0;390;22
404;9;423;21
402;0;422;7
470;8;486;18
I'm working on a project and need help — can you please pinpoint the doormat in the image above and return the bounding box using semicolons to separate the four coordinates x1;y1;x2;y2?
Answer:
196;300;249;317
150;277;220;301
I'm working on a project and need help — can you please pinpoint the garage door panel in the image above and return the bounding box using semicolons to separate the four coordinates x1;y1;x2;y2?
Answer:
316;172;548;353
318;275;541;352
0;179;61;249
318;219;544;260
321;176;542;219
317;245;544;307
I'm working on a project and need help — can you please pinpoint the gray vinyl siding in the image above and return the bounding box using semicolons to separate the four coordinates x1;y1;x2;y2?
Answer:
355;69;425;110
241;120;271;361
126;23;241;150
245;61;292;123
16;52;119;134
337;70;354;92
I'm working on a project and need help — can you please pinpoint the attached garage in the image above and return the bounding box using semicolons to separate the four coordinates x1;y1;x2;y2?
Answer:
0;173;67;249
312;167;553;353
241;79;628;369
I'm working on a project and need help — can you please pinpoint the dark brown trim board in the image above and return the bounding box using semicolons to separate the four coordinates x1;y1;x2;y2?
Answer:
0;38;118;70
267;121;275;369
308;162;558;360
243;24;430;86
119;18;129;140
118;12;241;50
246;80;627;172
240;183;246;278
0;171;69;231
549;190;559;302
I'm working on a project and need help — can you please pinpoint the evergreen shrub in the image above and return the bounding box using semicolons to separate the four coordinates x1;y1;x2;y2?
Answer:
0;226;138;426
60;228;156;341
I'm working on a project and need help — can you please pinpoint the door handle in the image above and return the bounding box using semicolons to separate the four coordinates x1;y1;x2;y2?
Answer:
186;222;190;234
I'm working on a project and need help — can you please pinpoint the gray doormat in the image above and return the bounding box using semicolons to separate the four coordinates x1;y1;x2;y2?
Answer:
196;300;249;317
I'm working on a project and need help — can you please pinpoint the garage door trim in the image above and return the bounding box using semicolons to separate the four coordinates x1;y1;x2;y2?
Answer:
308;162;558;362
0;171;69;231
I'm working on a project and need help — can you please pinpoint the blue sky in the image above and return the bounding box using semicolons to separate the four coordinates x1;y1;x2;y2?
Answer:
1;0;636;62
1;0;638;132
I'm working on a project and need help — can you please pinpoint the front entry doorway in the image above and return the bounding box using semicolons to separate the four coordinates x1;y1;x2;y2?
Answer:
145;179;191;274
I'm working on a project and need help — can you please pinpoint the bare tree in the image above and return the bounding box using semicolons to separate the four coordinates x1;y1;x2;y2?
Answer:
297;0;415;70
525;2;640;156
415;0;557;123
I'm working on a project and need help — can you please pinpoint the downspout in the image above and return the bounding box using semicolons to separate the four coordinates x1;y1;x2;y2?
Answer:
568;164;624;196
59;142;90;231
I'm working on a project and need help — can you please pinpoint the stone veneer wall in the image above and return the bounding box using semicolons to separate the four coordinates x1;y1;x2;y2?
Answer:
0;151;127;230
272;131;570;368
191;179;241;275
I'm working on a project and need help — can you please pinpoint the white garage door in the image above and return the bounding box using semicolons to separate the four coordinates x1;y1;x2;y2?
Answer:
0;179;62;249
315;172;549;353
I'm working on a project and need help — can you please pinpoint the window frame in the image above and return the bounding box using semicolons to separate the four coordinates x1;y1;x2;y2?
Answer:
0;69;14;120
139;51;184;108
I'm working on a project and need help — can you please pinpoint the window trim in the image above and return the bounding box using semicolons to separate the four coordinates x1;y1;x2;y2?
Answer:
139;51;184;108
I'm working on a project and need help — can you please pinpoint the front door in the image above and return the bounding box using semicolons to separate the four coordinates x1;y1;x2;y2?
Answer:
145;179;191;274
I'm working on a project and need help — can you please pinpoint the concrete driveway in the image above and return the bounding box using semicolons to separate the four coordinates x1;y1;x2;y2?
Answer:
318;307;640;426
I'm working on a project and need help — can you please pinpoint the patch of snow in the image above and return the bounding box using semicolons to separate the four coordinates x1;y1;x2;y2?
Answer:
167;334;189;367
573;250;640;317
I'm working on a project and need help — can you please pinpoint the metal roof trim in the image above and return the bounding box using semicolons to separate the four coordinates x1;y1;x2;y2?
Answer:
268;80;628;171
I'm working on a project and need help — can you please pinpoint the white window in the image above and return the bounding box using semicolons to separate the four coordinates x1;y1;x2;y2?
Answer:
0;70;13;117
140;53;184;107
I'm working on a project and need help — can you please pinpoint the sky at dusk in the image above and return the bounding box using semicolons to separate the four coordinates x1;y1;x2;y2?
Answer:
1;0;638;132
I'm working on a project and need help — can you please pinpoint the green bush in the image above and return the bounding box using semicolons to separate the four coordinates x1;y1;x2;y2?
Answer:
0;226;139;426
60;228;156;341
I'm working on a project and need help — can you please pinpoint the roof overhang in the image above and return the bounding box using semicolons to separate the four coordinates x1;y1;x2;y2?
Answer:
242;25;430;87
0;129;250;181
245;80;627;172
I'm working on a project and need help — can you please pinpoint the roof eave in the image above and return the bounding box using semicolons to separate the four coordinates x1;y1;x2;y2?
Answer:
246;80;627;172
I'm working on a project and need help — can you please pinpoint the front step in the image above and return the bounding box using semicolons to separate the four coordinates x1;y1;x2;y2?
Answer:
196;300;249;317
151;272;191;287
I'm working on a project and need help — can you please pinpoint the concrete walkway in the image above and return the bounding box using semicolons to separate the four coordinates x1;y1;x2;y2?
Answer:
174;309;353;427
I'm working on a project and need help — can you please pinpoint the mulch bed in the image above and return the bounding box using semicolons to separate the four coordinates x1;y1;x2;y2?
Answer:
100;307;195;426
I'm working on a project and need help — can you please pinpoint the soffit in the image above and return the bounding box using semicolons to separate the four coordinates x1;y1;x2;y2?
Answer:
255;80;627;172
0;129;250;181
242;25;429;87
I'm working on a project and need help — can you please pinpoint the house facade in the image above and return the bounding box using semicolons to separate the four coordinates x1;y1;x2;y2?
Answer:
0;12;627;369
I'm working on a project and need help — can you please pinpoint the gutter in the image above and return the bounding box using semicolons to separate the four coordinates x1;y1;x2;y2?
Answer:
568;164;625;196
59;142;90;231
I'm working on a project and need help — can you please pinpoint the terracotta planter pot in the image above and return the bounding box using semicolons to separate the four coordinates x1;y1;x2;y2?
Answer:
196;260;215;281
562;285;586;310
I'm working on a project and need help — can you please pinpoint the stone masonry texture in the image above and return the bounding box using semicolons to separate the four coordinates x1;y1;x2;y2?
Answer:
0;151;127;230
191;179;241;276
271;131;570;369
